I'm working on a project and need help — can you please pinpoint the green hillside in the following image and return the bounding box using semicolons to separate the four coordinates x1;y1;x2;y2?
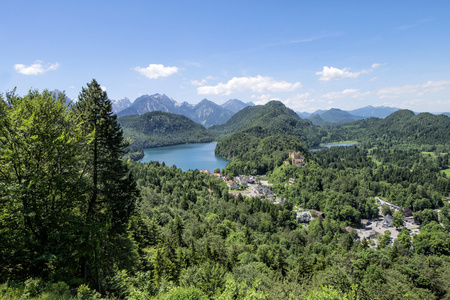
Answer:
118;111;213;148
209;101;323;147
325;110;450;145
216;130;309;175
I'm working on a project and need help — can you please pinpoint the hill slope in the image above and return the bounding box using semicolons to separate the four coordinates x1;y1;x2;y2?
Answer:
327;109;450;145
118;111;213;148
209;100;322;147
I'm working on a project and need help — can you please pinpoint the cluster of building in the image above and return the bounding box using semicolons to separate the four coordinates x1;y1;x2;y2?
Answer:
234;175;256;186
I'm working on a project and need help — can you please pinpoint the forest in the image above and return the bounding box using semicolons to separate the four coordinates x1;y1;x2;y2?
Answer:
1;83;450;299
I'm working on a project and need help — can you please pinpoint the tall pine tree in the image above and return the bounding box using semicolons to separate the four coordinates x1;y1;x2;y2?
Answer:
74;79;138;284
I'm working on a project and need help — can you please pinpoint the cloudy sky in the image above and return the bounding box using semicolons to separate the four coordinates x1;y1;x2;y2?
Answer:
1;0;450;112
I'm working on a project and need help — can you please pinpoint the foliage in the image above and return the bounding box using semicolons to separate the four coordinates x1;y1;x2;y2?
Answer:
216;131;309;175
392;210;405;228
0;81;138;289
324;109;450;146
2;84;450;299
119;111;213;148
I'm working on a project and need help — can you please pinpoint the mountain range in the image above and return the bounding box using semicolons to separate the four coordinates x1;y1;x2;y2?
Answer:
297;106;402;126
111;93;449;128
114;94;254;128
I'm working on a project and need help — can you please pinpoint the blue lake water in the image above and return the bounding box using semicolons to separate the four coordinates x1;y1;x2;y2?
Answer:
140;142;229;173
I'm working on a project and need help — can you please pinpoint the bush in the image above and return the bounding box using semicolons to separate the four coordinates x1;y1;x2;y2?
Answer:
24;278;44;298
77;284;100;300
49;281;70;295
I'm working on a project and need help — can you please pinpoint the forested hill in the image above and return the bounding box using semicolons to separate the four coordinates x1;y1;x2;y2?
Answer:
118;111;213;148
327;109;450;145
208;101;323;147
216;130;309;175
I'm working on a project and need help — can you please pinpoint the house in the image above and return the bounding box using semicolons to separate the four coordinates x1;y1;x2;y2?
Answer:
297;210;312;222
383;214;393;227
226;180;239;190
200;170;212;175
289;178;296;185
403;208;414;217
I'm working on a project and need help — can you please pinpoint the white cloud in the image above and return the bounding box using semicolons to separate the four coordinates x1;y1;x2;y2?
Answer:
191;76;214;86
14;60;59;75
198;75;302;95
316;63;381;81
100;86;107;92
322;89;359;99
377;80;450;99
316;66;360;81
135;64;178;79
283;92;316;109
250;94;281;105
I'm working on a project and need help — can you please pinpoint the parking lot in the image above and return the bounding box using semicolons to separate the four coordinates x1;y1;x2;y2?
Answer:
356;207;420;247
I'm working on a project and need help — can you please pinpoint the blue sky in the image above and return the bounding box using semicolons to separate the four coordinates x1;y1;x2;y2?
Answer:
1;0;450;112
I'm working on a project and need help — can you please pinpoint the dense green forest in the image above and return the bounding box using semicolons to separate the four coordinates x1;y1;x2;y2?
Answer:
214;127;309;176
323;109;450;146
118;111;213;148
1;83;450;299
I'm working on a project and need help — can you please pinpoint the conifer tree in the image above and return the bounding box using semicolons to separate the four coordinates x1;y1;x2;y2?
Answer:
74;79;138;283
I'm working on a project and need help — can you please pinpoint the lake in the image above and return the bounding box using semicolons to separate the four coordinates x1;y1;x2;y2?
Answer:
311;142;359;151
140;142;229;173
320;142;358;148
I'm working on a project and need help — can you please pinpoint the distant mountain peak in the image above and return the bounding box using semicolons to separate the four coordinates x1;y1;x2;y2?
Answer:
221;99;254;113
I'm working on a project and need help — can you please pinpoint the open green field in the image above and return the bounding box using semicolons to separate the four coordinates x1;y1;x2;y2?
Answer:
422;151;448;157
441;169;450;176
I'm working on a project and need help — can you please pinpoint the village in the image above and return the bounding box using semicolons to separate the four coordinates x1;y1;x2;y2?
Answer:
200;170;421;248
200;151;423;247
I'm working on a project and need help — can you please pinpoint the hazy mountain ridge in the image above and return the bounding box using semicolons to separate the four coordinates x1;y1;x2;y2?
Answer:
312;108;364;125
349;105;400;118
297;106;401;125
221;99;255;113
